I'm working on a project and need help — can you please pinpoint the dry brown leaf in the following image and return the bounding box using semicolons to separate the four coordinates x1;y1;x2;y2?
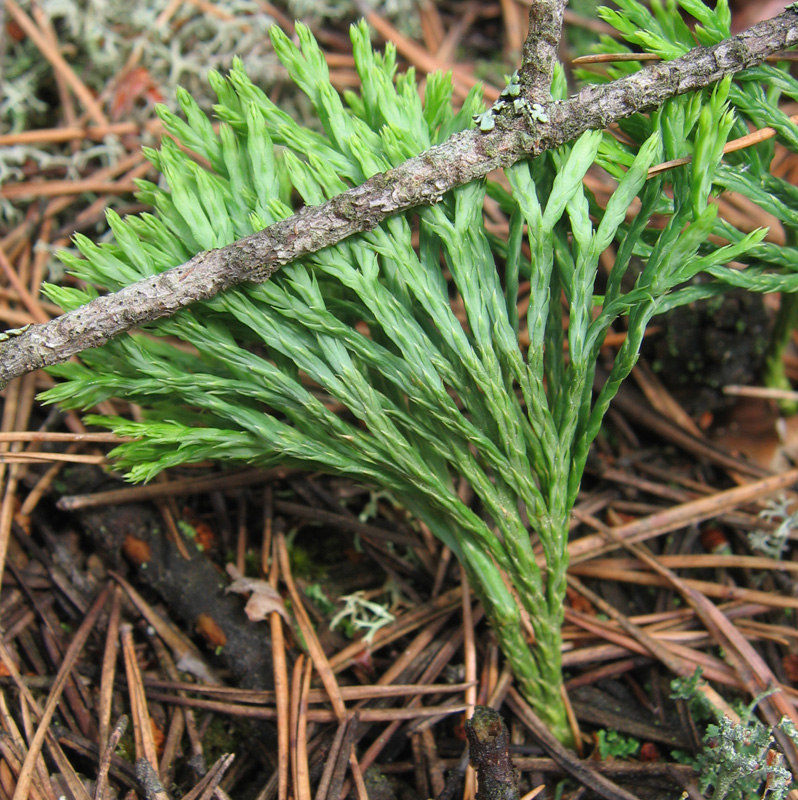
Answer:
225;564;291;623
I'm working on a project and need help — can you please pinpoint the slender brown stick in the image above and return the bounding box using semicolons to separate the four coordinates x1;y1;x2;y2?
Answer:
566;574;737;720
461;567;478;800
568;467;798;564
276;532;346;720
181;754;235;800
0;643;91;800
95;716;129;800
314;719;350;800
289;655;304;797
97;587;123;756
648;111;798;176
324;714;360;800
269;536;290;800
0;122;143;146
295;658;313;800
348;747;369;800
120;624;160;771
12;584;111;800
611;533;798;773
0;180;139;200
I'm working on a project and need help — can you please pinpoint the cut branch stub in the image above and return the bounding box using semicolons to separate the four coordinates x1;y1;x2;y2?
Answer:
466;706;520;800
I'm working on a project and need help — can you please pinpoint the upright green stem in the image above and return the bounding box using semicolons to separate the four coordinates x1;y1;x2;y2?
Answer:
763;292;798;415
435;503;572;745
762;228;798;415
472;570;571;745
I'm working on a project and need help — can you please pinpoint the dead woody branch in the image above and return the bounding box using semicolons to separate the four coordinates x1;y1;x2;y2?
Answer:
466;706;520;800
0;3;797;387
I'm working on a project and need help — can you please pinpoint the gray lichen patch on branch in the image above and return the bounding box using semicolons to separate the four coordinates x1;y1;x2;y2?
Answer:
0;324;32;342
473;71;550;133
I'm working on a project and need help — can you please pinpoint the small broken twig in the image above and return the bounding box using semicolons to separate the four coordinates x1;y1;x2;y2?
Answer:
465;706;519;800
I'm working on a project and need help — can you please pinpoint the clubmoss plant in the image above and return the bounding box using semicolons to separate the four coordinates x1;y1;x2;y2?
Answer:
41;3;798;741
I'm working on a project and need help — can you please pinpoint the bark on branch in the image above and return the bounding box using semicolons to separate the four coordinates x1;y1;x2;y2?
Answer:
466;706;520;800
0;6;797;388
519;0;566;102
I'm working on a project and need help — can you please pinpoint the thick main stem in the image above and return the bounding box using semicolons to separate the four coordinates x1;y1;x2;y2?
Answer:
431;508;571;744
762;227;798;414
491;598;570;744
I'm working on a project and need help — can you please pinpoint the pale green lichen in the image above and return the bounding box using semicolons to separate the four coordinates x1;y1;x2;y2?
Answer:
472;71;550;133
748;495;796;559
